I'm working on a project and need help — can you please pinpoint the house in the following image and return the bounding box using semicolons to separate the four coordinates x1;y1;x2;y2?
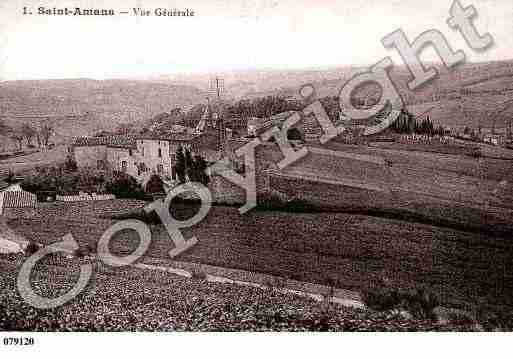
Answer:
133;129;221;182
71;135;137;170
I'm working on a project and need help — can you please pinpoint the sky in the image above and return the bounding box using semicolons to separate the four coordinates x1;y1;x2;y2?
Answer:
0;0;512;80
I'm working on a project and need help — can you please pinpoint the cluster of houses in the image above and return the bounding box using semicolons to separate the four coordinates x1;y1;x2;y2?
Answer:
70;106;227;186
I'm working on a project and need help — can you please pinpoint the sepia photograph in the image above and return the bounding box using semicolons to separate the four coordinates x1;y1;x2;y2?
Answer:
0;0;512;355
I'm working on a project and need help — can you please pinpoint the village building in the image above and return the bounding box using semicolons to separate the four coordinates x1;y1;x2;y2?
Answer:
71;106;227;184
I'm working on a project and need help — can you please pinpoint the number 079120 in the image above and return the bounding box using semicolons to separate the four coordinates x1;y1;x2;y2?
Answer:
3;337;35;346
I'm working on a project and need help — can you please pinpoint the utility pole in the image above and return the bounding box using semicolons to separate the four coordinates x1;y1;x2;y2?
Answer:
209;77;226;153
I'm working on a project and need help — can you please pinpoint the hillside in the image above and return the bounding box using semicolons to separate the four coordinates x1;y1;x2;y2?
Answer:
2;60;513;146
186;61;513;131
0;79;207;144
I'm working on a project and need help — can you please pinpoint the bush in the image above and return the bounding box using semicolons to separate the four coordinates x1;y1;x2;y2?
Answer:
190;268;207;280
257;191;312;212
145;174;165;194
468;147;482;158
362;280;440;320
63;155;78;172
362;282;401;312
105;172;145;200
24;241;39;256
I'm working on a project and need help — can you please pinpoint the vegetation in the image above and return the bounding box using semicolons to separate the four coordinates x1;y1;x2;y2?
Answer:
174;145;209;185
20;163;145;200
21;166;106;195
362;280;440;320
145;174;165;194
1;121;54;151
0;254;481;331
24;241;39;256
391;109;446;136
104;172;145;200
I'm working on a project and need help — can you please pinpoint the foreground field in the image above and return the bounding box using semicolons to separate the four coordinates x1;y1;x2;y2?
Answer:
0;253;477;331
7;199;513;312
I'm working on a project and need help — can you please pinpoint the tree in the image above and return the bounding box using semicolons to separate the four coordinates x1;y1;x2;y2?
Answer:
20;123;36;146
174;145;186;183
184;147;194;181
192;154;209;185
392;108;418;134
9;128;24;150
0;117;9;135
39;122;53;146
63;154;78;172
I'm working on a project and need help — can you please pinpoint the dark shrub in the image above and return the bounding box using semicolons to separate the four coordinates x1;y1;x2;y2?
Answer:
105;172;145;200
467;147;482;158
402;287;440;320
63;155;78;172
190;268;207;280
362;280;440;320
362;282;401;312
24;241;39;256
145;174;165;194
257;191;313;213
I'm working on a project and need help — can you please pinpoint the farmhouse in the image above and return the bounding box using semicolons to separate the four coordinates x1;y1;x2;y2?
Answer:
71;109;226;183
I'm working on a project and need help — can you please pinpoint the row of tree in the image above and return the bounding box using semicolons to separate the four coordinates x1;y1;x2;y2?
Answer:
391;110;446;136
0;118;54;150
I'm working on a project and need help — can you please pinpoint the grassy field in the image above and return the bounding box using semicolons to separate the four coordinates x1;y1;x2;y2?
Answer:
7;198;513;312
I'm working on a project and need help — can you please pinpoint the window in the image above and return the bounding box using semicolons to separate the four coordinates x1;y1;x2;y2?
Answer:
158;148;162;158
121;161;127;173
129;149;133;156
141;147;145;157
157;164;163;174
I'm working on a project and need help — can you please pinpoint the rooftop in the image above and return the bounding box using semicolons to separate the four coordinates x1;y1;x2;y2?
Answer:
72;135;137;148
137;130;201;142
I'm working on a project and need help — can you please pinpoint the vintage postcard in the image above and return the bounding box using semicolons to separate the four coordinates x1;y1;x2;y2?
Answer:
0;0;512;354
